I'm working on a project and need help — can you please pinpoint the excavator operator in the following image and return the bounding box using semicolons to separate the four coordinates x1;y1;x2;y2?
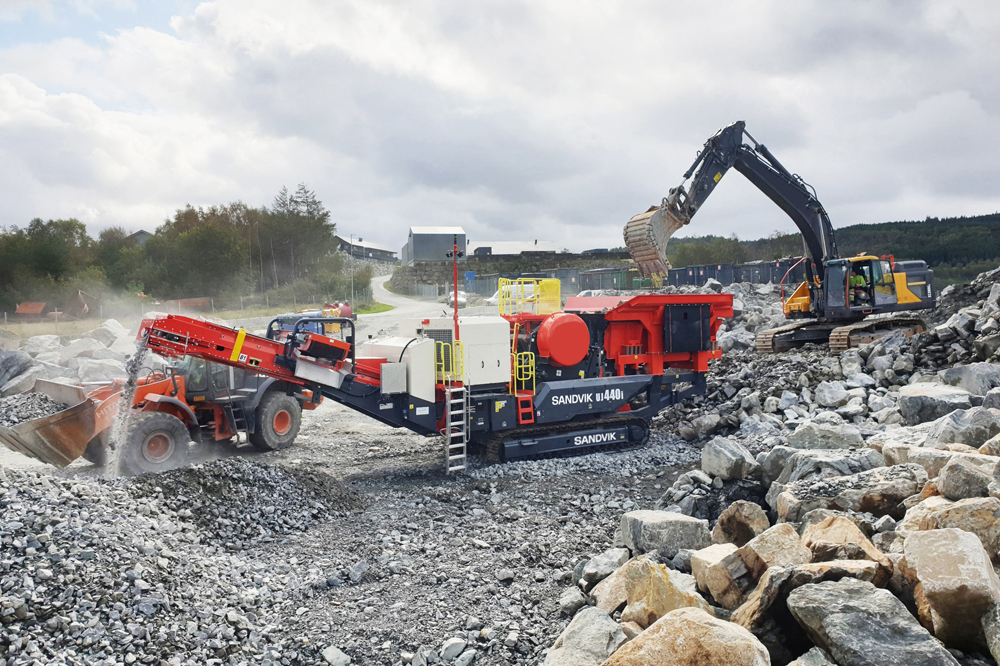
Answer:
849;265;869;306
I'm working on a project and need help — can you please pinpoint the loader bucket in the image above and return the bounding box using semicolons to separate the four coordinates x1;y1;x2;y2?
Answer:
0;379;122;468
623;203;690;277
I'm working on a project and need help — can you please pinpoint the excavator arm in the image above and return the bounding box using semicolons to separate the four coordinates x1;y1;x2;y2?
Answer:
624;120;838;281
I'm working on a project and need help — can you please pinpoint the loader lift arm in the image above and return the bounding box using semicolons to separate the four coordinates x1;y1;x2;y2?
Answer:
660;120;837;280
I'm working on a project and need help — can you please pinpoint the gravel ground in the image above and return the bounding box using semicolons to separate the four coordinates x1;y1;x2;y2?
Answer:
0;396;701;666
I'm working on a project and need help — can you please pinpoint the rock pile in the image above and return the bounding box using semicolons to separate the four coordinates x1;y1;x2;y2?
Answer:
0;392;68;427
0;319;139;397
0;459;359;665
544;267;1000;665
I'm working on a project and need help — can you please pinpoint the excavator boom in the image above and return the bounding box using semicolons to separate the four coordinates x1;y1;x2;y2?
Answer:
624;120;838;281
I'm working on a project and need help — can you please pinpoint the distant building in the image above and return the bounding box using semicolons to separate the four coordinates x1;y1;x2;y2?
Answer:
335;235;398;262
128;230;153;246
469;240;558;256
401;226;466;266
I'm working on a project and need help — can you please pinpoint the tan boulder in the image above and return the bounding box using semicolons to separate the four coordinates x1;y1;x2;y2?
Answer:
800;516;892;584
620;556;710;628
897;495;953;534
703;524;812;611
711;500;770;547
979;434;1000;456
590;558;639;614
938;456;992;500
740;524;813;579
691;543;738;594
601;608;770;666
904;528;1000;650
915;496;1000;560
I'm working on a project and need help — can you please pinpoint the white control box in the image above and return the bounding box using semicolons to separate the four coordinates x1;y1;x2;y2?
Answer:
404;317;511;387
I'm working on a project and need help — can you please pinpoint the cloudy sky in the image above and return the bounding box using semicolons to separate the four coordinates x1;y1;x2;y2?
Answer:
1;0;997;252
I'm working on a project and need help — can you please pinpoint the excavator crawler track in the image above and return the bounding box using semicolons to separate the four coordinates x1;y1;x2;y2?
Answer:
755;321;830;354
827;317;926;354
756;316;927;354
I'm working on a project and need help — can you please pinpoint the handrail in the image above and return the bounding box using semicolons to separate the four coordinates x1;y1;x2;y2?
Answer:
778;257;808;309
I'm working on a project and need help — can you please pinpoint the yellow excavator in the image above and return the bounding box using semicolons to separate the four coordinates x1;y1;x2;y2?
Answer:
624;121;936;353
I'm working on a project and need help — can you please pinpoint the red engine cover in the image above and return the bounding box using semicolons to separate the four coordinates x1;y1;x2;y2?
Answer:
536;312;590;367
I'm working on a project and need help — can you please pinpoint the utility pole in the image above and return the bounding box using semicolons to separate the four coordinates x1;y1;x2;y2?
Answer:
447;234;463;341
350;233;355;305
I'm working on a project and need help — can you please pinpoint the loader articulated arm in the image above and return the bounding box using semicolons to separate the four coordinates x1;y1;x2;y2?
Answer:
625;121;838;281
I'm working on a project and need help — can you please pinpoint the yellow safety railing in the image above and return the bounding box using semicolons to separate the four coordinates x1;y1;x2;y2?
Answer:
513;351;536;395
435;340;465;382
498;278;561;316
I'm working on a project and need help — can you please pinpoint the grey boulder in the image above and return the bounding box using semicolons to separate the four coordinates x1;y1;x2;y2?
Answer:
786;578;960;666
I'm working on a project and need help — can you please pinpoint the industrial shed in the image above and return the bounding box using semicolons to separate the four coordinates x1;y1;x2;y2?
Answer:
400;227;467;266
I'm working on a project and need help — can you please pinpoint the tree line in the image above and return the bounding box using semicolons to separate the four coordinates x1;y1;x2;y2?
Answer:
0;184;373;313
666;212;1000;285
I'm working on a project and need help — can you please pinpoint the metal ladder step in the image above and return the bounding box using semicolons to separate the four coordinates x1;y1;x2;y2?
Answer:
444;384;469;473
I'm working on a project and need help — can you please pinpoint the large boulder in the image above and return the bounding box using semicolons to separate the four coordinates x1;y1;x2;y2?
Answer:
711;500;769;547
787;420;864;449
602;608;769;666
903;528;1000;650
692;413;722;438
691;544;738;594
1;364;44;396
898;383;973;425
937;456;991;500
702;437;760;481
922;406;1000;448
941;362;1000;396
76;358;127;382
542;607;626;666
815;381;850;407
774;464;928;523
589;558;633;614
22;334;61;356
703;524;812;610
619;556;710;628
800;516;892;584
85;319;129;347
582;548;630;589
912;497;1000;560
775;448;886;486
620;511;710;560
0;349;34;387
57;337;107;364
786;578;960;666
883;444;997;478
732;560;888;664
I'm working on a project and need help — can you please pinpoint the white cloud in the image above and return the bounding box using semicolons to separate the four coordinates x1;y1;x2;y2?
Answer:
0;0;998;251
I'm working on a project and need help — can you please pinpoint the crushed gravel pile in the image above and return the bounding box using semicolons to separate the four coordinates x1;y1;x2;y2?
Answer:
0;459;360;666
127;458;364;550
0;392;68;427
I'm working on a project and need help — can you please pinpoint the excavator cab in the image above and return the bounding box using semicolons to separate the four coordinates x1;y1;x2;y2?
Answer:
824;256;899;317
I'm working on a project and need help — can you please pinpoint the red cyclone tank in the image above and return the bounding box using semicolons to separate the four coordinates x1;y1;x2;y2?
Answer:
536;312;590;367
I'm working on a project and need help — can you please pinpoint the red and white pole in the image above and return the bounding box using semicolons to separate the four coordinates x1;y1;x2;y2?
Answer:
452;234;460;342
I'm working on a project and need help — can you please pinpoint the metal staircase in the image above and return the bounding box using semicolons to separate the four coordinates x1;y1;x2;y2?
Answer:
444;384;469;472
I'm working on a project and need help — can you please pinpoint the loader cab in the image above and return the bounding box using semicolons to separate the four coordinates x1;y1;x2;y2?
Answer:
174;357;261;403
824;256;898;318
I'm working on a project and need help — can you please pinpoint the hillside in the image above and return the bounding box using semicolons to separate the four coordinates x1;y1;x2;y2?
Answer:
666;212;1000;285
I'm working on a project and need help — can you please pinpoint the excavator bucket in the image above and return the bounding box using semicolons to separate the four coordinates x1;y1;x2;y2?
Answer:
0;379;122;468
623;202;690;277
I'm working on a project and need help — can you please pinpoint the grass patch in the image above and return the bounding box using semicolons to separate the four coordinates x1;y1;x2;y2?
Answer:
357;302;393;314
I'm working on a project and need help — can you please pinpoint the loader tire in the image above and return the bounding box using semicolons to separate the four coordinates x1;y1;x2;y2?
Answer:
82;436;109;466
249;392;300;452
118;412;190;476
